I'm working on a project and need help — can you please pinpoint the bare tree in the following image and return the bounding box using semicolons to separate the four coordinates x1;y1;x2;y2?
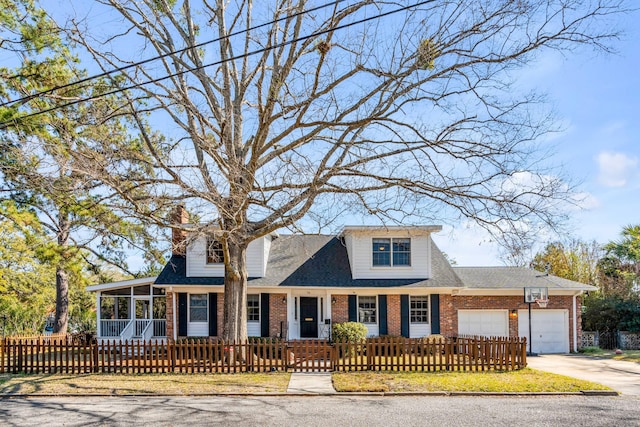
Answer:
60;0;625;341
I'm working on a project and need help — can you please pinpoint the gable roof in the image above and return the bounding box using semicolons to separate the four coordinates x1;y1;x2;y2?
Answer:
452;266;597;291
155;234;463;289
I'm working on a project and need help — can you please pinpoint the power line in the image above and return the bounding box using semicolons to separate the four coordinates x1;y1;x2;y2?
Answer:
0;0;348;110
0;0;434;129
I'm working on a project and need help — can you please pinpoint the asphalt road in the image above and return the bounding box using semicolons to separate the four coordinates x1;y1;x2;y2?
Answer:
1;395;639;426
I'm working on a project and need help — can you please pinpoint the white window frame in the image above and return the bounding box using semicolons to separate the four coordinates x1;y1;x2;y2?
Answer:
410;296;429;324
358;295;377;324
247;294;260;323
206;238;224;265
189;294;208;323
372;238;411;267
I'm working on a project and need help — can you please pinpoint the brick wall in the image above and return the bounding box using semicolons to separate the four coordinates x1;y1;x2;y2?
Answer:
216;293;224;337
387;295;401;336
269;293;288;338
166;292;175;340
331;295;349;324
440;294;578;350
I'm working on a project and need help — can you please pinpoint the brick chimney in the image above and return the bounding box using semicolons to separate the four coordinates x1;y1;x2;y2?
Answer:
171;205;189;256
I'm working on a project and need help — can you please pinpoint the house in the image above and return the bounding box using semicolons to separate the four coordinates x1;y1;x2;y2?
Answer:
88;210;595;354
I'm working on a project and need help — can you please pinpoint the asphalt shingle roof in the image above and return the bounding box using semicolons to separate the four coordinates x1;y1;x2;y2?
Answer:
452;266;596;291
154;234;594;291
156;234;463;288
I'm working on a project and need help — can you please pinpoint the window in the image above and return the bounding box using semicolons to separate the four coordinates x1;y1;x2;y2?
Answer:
372;238;411;266
207;238;224;264
410;296;429;323
189;294;208;322
247;294;260;322
358;296;377;324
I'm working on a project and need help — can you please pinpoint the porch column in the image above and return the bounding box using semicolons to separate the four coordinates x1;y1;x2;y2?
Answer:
96;292;101;337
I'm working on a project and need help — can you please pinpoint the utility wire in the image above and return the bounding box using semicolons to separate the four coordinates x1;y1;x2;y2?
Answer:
0;0;348;109
0;0;433;130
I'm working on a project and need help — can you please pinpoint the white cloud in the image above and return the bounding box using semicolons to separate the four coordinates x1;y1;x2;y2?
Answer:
596;151;638;187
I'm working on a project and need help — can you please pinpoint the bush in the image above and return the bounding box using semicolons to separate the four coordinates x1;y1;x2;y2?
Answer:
579;346;602;354
332;322;367;343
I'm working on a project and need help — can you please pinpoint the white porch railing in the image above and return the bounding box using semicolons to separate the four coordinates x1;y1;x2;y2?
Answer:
119;320;135;341
99;319;166;339
152;319;167;337
134;320;151;338
100;320;131;337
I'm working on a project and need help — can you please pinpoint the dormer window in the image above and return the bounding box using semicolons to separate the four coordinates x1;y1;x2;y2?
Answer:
372;238;411;266
206;238;224;264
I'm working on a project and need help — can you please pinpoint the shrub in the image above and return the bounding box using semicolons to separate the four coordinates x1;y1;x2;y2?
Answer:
332;322;367;343
579;346;602;354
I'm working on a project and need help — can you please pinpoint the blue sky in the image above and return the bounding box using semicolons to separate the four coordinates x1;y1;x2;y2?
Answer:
4;1;636;271
436;9;640;266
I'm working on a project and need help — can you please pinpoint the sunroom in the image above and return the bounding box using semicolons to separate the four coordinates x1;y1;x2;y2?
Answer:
87;277;167;342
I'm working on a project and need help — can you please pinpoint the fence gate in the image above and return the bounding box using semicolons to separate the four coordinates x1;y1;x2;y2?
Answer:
287;340;332;372
598;331;619;350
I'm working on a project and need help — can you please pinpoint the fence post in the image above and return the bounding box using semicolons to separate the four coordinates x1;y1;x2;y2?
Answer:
93;341;99;373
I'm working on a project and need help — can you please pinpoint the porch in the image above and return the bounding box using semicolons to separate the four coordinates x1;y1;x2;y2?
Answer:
94;280;167;341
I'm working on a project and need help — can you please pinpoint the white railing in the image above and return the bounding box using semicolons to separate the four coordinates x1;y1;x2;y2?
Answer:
152;319;167;337
119;320;135;341
142;321;154;341
100;320;131;337
134;320;151;338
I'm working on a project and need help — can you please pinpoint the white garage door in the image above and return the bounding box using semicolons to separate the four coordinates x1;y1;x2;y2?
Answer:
458;310;509;337
518;309;569;354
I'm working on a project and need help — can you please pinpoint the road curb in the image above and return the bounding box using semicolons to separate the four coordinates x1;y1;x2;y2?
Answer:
0;390;619;399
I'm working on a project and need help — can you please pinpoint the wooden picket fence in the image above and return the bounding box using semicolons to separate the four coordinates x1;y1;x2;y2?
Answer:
0;336;527;374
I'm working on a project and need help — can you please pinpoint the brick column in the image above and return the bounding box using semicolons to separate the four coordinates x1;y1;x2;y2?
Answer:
331;295;349;324
387;295;401;336
166;291;175;341
269;293;288;338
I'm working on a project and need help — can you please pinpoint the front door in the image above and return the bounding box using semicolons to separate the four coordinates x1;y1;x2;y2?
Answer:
300;297;318;338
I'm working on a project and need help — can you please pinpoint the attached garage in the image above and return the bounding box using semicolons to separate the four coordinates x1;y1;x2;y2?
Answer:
518;309;569;354
458;310;509;337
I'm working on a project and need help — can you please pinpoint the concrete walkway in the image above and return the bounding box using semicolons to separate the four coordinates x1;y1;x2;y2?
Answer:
527;354;640;396
286;372;336;394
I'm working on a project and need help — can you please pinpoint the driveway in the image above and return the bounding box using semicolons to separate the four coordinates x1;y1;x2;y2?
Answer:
527;354;640;395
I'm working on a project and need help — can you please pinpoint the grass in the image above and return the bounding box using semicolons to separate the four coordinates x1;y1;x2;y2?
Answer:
0;372;290;395
579;347;640;363
332;368;611;393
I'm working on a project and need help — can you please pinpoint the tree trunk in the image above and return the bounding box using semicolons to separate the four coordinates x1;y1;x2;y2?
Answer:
54;211;70;334
222;240;249;343
54;268;69;334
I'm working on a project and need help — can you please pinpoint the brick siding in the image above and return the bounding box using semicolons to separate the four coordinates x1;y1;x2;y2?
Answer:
331;295;349;324
387;295;401;336
269;293;288;338
440;294;579;350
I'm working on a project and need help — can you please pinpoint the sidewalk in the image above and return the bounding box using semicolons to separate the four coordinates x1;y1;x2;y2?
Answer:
286;372;336;394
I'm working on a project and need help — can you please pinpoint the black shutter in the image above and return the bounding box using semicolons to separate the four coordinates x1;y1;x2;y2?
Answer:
348;295;357;322
430;294;440;334
378;295;388;335
208;293;218;337
400;294;410;338
260;293;270;337
178;293;188;337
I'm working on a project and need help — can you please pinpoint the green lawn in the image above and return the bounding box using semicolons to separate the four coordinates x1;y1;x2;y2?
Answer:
332;368;611;393
0;372;290;395
579;347;640;363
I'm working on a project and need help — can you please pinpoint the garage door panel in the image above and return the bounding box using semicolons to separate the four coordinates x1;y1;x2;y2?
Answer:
458;310;509;337
518;309;569;354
